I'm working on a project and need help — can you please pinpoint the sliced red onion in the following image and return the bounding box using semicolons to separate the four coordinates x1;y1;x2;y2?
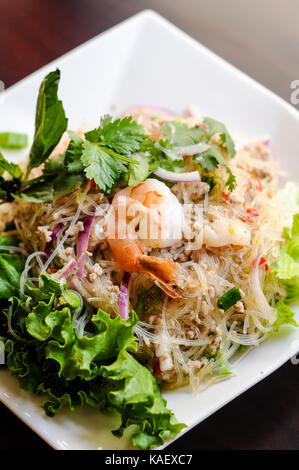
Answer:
153;167;201;183
44;223;64;256
119;272;130;321
174;143;210;156
252;254;276;324
58;259;77;280
123;105;176;118
262;138;270;147
185;105;201;118
77;215;95;277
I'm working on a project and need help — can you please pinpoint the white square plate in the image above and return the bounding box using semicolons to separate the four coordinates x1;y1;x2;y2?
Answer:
0;10;298;450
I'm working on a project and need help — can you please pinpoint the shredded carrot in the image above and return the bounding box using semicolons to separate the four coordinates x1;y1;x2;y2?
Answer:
221;192;231;202
251;177;263;191
241;207;259;222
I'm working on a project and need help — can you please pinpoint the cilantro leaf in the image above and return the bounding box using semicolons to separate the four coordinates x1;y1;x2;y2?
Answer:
85;115;145;155
81;141;126;193
162;121;205;146
28;70;68;170
197;153;219;172
195;146;236;191
128;153;150;186
203;117;235;157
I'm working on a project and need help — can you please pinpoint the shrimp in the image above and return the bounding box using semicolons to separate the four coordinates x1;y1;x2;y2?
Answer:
104;179;185;298
203;218;251;247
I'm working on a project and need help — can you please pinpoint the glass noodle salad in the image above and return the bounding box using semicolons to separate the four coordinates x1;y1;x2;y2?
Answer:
0;70;298;449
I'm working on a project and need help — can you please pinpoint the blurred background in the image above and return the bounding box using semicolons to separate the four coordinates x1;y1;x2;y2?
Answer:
0;0;299;451
1;0;299;103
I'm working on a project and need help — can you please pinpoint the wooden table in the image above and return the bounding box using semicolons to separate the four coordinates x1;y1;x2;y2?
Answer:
1;0;298;451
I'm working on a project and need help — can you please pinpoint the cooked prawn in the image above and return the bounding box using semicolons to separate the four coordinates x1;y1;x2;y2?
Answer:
104;179;186;298
203;217;251;247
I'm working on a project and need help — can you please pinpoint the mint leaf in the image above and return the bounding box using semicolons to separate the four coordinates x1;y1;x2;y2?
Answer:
43;153;65;175
29;70;68;170
162;121;205;146
81;141;126;193
0;152;23;178
15;181;54;203
0;253;25;299
64;131;84;173
52;172;84;195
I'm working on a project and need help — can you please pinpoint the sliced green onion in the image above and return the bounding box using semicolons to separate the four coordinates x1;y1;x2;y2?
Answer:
217;287;241;311
0;132;28;149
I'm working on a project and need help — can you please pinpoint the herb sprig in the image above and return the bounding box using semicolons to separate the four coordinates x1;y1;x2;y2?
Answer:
0;69;237;203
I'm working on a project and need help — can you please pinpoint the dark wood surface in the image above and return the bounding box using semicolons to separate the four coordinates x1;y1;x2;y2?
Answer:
0;0;298;451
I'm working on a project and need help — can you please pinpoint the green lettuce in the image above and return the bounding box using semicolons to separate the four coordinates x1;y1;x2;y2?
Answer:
274;214;299;304
272;213;299;331
272;298;298;333
0;271;185;449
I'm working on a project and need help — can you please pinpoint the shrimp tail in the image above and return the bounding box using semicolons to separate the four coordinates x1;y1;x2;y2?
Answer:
137;255;185;299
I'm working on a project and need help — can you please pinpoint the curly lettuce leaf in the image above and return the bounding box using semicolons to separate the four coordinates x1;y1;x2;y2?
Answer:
0;272;184;449
100;348;186;449
45;309;137;380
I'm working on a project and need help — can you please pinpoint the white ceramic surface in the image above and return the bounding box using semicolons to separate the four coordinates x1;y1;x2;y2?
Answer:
0;10;298;450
